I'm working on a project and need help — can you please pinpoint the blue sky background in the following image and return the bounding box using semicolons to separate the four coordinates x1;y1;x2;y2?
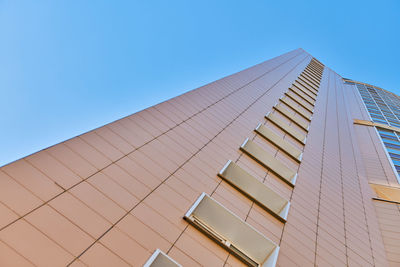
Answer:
1;0;399;166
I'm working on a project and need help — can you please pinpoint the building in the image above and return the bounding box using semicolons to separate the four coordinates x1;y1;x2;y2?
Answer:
0;48;399;266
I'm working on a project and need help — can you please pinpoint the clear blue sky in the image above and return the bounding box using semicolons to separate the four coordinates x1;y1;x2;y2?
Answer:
1;0;399;167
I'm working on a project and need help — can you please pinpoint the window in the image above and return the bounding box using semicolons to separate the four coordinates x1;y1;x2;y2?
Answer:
290;86;315;105
184;193;280;267
273;104;309;132
300;72;319;84
280;97;312;121
293;82;317;99
299;74;319;89
391;159;400;166
240;138;297;186
378;128;396;135
384;143;400;150
386;147;400;155
389;152;400;160
381;138;400;145
255;123;303;162
265;112;307;145
143;249;181;267
304;69;321;80
292;83;317;101
285;91;314;113
219;160;290;222
298;76;318;90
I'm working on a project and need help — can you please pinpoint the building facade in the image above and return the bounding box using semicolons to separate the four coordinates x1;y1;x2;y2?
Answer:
0;48;399;266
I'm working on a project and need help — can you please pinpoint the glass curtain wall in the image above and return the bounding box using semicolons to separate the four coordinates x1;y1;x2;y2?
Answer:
354;82;400;180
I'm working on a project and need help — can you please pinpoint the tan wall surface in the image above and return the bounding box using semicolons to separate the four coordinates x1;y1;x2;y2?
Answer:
0;48;394;266
373;200;400;266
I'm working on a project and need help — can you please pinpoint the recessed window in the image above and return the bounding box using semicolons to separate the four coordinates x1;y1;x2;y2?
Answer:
298;76;318;89
280;97;312;121
301;71;319;82
255;123;303;162
305;66;320;74
304;69;321;81
294;81;318;98
218;160;290;222
184;193;280;267
292;85;316;104
306;67;322;76
143;249;181;267
299;74;319;89
290;86;315;105
298;73;318;89
305;74;321;83
240;138;297;186
285;91;314;113
273;104;309;132
304;72;321;84
265;112;307;145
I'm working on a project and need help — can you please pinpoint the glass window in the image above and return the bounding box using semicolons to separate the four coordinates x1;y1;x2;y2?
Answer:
384;143;400;150
218;160;290;222
382;138;400;145
386;147;400;154
380;134;398;141
391;159;400;166
185;193;280;267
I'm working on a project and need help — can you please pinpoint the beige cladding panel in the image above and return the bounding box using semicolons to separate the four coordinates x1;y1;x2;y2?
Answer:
240;138;297;186
354;118;400;134
370;183;400;203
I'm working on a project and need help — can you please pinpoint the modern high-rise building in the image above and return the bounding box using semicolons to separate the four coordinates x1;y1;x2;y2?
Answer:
0;48;399;266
